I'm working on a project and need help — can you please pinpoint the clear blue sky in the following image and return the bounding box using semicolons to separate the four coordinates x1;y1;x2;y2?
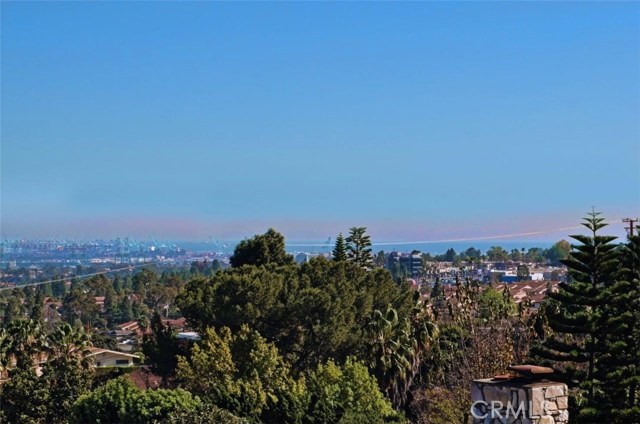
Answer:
2;2;639;241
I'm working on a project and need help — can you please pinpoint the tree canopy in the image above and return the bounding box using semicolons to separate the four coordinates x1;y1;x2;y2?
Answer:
346;227;373;268
230;229;295;268
177;257;414;371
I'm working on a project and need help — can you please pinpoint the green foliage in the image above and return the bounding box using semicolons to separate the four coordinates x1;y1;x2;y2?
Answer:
161;402;249;424
176;325;305;423
52;279;67;298
345;227;373;268
306;357;403;424
332;233;348;262
132;269;159;298
142;312;187;383
442;248;457;263
409;386;469;424
71;377;142;423
478;286;516;322
601;234;640;422
509;248;523;262
545;239;572;265
0;319;47;368
0;365;51;424
118;296;135;323
486;246;509;262
71;377;201;424
177;257;414;371
177;266;296;344
463;247;481;260
531;212;625;422
525;247;546;263
0;321;94;424
29;287;45;321
230;228;295;268
133;387;201;424
85;274;114;296
61;286;100;327
2;290;26;325
365;295;438;409
42;355;94;423
289;259;412;370
42;323;94;423
430;278;444;301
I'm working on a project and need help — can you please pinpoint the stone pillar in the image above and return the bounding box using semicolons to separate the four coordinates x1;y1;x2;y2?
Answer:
470;378;568;424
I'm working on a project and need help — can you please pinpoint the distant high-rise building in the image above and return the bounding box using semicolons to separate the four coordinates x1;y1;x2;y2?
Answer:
387;252;423;278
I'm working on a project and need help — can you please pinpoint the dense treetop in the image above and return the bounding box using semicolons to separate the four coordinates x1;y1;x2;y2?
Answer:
230;228;295;268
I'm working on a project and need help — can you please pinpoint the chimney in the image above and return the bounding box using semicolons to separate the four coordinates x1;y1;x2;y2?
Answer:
470;365;568;424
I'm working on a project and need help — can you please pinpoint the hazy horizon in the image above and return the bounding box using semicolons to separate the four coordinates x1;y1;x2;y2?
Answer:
0;215;631;245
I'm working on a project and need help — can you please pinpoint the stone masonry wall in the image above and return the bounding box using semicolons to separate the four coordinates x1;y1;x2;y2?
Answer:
470;378;568;424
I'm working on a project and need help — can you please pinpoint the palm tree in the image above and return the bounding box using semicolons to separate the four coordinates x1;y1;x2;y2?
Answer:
367;298;438;409
3;319;48;369
43;323;94;424
47;323;93;367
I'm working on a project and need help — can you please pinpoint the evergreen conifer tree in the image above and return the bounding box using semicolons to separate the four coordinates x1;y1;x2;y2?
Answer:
600;233;640;422
531;211;621;422
346;227;373;268
332;233;348;262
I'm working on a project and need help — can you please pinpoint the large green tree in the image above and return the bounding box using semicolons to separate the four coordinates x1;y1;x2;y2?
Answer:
61;287;100;327
71;377;201;424
0;363;51;423
42;323;94;424
546;239;572;265
531;212;622;422
477;286;516;322
600;234;640;422
176;325;306;423
366;295;438;410
486;246;509;262
230;229;295;268
142;312;188;385
0;321;94;424
177;257;413;371
332;233;348;262
346;227;373;268
305;357;402;424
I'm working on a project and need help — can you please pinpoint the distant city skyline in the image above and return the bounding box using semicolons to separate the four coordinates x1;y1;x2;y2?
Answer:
2;2;639;240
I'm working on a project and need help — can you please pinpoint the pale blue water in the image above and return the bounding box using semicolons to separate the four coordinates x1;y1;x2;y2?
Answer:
177;240;555;255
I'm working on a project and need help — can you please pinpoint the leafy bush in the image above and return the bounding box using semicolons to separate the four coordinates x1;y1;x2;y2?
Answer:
71;377;201;424
306;358;404;424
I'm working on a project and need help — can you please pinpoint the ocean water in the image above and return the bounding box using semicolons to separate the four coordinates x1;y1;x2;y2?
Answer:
178;240;555;255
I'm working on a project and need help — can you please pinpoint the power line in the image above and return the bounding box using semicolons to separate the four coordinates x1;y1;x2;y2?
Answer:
0;261;157;292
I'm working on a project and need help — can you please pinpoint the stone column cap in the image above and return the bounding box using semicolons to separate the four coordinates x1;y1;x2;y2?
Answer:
508;364;554;377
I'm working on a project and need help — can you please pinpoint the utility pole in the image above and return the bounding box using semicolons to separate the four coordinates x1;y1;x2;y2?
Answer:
623;218;639;236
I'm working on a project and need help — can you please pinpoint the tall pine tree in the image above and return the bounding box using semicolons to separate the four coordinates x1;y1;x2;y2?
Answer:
531;211;621;422
332;233;348;262
346;227;373;268
600;233;640;422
